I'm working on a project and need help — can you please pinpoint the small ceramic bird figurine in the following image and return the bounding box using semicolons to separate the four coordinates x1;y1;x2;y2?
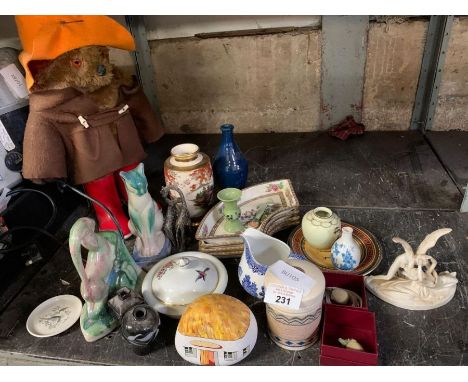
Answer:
365;228;458;310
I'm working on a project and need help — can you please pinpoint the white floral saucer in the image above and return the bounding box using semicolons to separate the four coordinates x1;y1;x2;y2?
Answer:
26;295;82;337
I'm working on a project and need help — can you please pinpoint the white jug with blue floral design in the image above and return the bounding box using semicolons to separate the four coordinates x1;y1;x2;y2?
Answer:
238;228;292;299
331;227;361;271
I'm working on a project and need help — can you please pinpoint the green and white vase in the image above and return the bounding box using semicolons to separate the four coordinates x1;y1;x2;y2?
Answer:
217;188;244;233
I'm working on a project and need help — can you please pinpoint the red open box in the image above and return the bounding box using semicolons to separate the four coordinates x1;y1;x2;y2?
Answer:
323;271;368;310
320;304;378;365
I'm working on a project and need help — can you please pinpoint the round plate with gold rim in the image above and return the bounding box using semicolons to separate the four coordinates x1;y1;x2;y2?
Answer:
288;222;383;275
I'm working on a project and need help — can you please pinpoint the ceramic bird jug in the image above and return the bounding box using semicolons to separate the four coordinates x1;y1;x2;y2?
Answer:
238;228;292;299
69;217;143;342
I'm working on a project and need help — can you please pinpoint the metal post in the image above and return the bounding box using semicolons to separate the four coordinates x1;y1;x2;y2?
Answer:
125;16;162;116
410;16;454;132
320;16;369;129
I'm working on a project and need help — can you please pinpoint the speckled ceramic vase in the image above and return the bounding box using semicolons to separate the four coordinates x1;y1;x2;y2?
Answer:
121;304;161;356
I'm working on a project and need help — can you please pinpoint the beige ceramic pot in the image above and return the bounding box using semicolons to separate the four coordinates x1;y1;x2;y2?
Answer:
301;207;341;250
264;258;325;351
164;143;214;218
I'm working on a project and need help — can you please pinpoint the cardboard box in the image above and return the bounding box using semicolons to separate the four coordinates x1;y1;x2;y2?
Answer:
320;304;378;365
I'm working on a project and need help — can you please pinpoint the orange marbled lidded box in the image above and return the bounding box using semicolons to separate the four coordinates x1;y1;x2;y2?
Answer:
175;294;258;366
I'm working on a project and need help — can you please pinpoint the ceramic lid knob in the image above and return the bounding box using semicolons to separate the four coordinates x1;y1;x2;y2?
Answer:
176;257;190;267
152;256;219;305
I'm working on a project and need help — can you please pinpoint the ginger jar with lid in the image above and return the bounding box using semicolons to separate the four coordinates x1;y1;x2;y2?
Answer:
164;143;214;218
301;207;341;250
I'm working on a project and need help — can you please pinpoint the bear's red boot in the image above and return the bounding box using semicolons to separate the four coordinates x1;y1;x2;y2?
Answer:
84;173;132;238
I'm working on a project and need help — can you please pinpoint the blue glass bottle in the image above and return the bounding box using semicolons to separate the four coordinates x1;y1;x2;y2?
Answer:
213;124;248;189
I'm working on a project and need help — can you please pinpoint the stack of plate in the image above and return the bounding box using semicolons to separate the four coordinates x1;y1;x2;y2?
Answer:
195;179;300;258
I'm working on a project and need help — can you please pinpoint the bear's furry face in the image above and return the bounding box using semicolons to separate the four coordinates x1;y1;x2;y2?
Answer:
33;46;114;93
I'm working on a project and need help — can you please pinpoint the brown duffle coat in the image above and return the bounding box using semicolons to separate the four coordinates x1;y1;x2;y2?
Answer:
22;85;164;185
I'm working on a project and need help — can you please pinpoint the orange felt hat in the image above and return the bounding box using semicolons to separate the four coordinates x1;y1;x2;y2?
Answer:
15;15;136;90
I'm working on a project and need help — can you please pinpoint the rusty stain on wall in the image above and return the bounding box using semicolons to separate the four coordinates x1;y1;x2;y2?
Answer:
433;17;468;131
362;20;428;130
150;31;321;133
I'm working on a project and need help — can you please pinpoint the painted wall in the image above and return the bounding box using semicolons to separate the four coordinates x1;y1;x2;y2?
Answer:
1;16;467;132
150;31;321;134
433;17;468;131
149;17;440;133
362;20;427;130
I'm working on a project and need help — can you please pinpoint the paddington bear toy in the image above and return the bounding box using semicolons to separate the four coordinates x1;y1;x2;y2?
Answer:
15;16;164;238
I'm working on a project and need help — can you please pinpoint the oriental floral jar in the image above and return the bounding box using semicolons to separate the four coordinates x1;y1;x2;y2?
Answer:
164;143;214;218
264;258;325;351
